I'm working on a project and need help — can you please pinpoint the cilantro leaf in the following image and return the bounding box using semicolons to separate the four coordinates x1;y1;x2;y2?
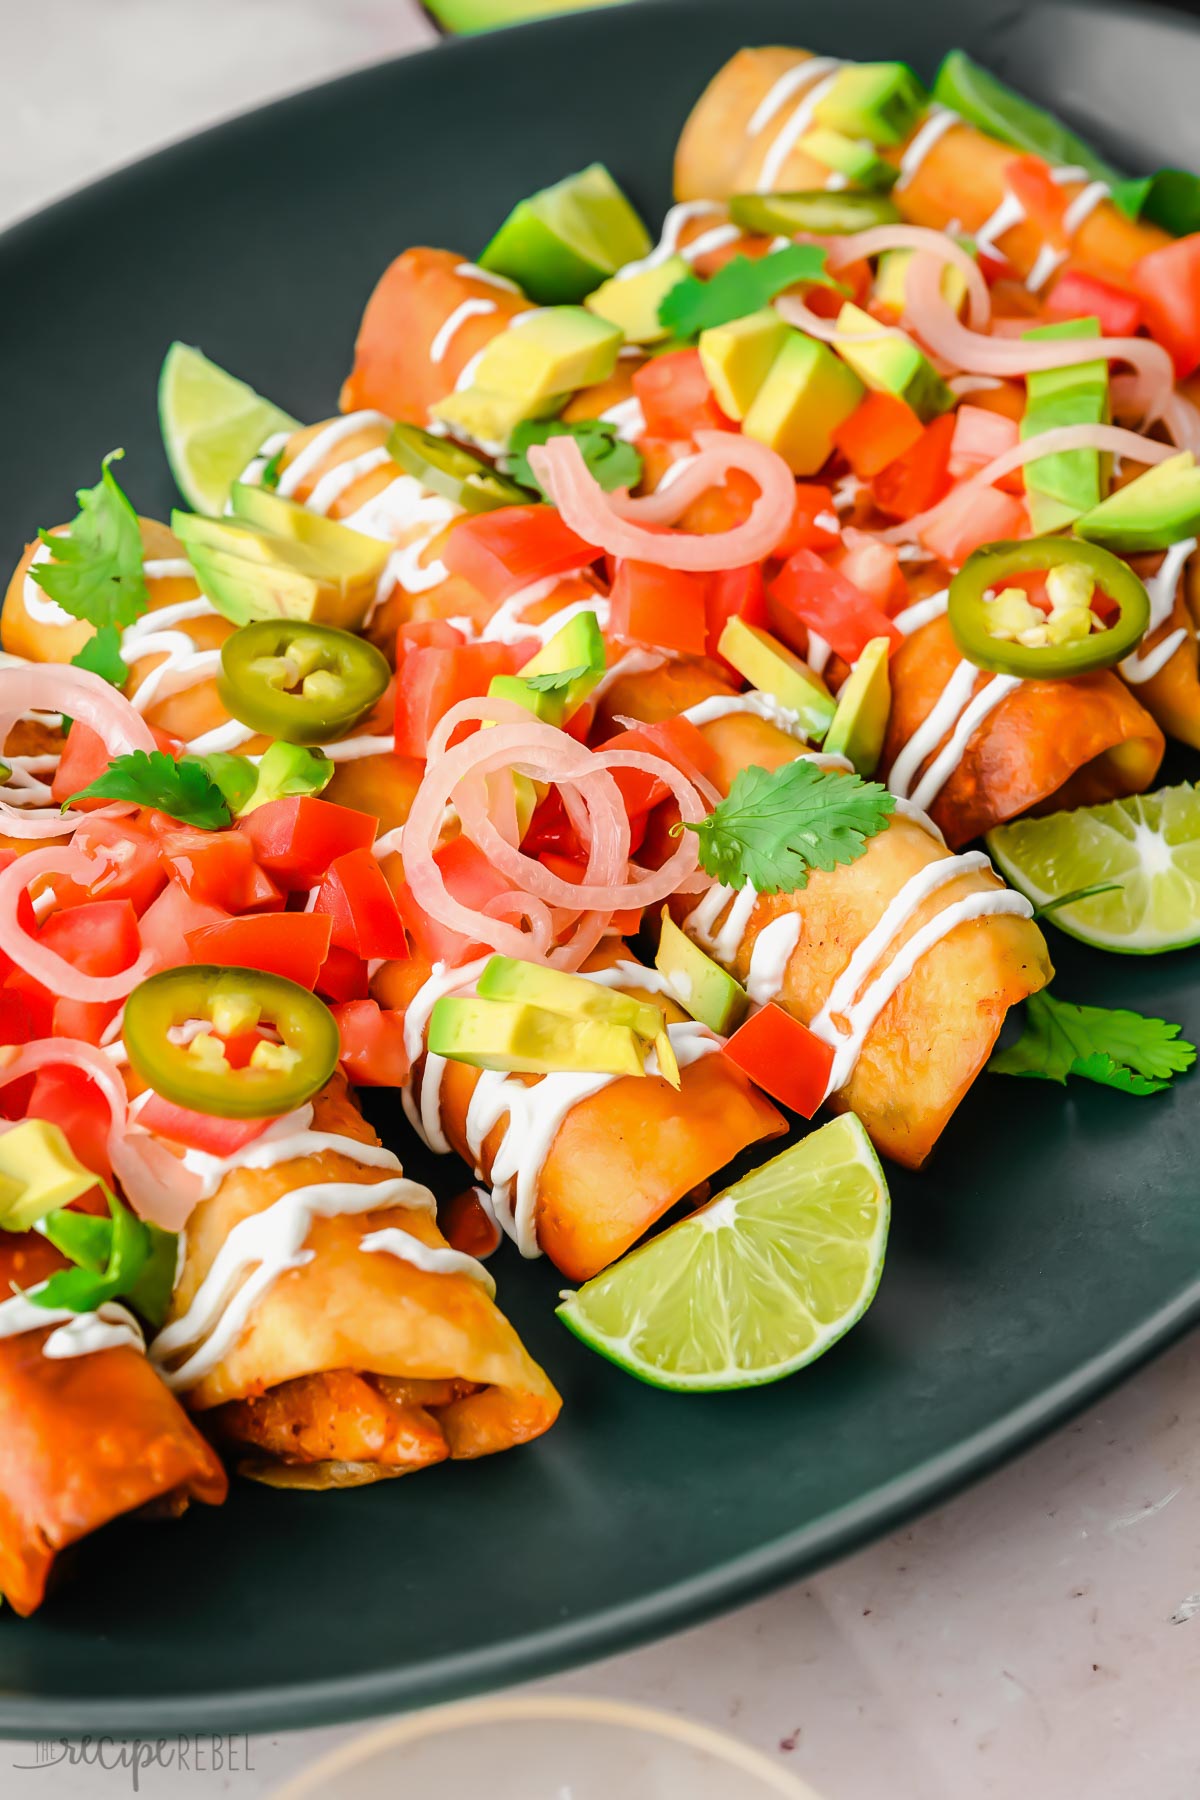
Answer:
36;1189;176;1327
523;663;591;693
682;760;895;894
657;245;845;341
66;749;231;830
260;445;285;491
70;623;128;689
1032;881;1122;920
506;418;642;497
31;450;149;630
988;989;1196;1094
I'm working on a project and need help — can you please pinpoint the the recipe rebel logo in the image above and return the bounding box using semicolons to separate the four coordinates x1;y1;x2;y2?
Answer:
12;1734;255;1790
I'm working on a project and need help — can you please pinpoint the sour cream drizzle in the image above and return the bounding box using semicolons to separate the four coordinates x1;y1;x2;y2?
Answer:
680;691;809;738
430;297;497;365
892;589;949;635
478;577;605;645
895;105;960;189
888;662;1022;813
757;61;844;192
0;1289;145;1360
1120;536;1196;684
744;913;802;1006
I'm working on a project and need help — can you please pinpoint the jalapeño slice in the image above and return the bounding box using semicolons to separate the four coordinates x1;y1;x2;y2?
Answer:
947;537;1150;678
218;620;390;745
729;191;902;237
387;422;528;513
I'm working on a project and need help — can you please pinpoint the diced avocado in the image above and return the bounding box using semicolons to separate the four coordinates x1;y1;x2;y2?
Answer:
585;256;688;344
0;1118;96;1230
698;308;791;421
1020;319;1109;532
488;609;605;726
716;616;836;741
198;742;333;816
655;910;748;1035
1074;452;1200;552
812;63;927;148
429;385;565;450
479;164;652;306
428;994;647;1077
472;307;621;406
230;485;387;572
797;127;899;192
823;636;892;776
834;302;954;422
171;512;384;631
477;954;663;1041
742;330;864;476
873;248;968;318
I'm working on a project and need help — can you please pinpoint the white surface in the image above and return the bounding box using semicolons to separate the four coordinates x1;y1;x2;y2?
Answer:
3;5;1200;1795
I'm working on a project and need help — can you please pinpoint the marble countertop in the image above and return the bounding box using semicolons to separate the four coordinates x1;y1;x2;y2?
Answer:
3;5;1199;1795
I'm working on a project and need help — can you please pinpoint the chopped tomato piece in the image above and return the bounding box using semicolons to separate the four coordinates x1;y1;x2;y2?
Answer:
330;999;410;1085
920;483;1028;566
395;835;519;966
25;1065;113;1180
608;560;709;657
28;899;142;1045
721;1004;834;1118
1044;268;1142;338
315;945;370;1003
394;638;524;759
134;1091;274;1156
770;549;901;663
157;826;281;912
50;722;114;810
237;796;378;891
1003;156;1068;242
705;564;767;671
1132;234;1200;378
948;405;1021;484
138;884;230;971
833;529;908;614
871;412;957;521
776;484;841;558
0;986;33;1049
61;813;167;914
832;391;924;478
602;716;720;821
537;852;643;936
312;847;409;961
185;912;334;989
632;348;733;439
441;505;596;603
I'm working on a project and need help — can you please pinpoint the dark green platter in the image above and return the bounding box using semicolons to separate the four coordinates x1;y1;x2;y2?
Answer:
1;0;1199;1737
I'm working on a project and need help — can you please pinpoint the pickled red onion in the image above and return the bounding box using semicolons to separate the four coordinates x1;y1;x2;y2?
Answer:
0;664;154;839
0;848;155;1002
527;431;794;571
820;225;991;331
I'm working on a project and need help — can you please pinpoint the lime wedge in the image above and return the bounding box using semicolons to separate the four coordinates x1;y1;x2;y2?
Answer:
158;342;298;514
987;783;1200;953
557;1114;889;1391
479;164;652;305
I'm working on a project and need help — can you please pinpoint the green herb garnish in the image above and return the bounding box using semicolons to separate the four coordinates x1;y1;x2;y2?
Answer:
70;623;128;689
658;245;844;341
31;450;148;630
67;749;231;830
989;989;1196;1095
37;1190;177;1328
522;663;591;693
681;760;895;894
507;418;642;497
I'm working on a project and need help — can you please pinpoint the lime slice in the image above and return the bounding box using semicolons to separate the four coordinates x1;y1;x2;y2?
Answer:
158;342;298;515
479;164;652;305
557;1114;889;1391
987;783;1200;953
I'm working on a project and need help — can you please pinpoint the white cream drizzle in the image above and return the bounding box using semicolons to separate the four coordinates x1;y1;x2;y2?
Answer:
745;914;802;1006
1120;536;1197;684
454;262;520;292
599;397;647;443
806;631;832;677
177;1102;403;1200
478;576;604;645
360;1226;496;1295
617;201;725;277
757;63;844;192
892;589;949;634
276;412;391;498
680;690;808;739
896;106;960;189
1061;179;1112;237
341;474;459;606
305;446;391;517
430;297;497;365
889;662;1021;813
0;1289;145;1360
401;958;492;1154
973;189;1027;259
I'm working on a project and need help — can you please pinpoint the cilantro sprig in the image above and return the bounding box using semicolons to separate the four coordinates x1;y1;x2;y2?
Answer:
522;663;591;694
67;749;231;830
36;1190;177;1327
70;623;128;689
681;761;895;894
657;245;845;341
31;450;148;631
989;989;1196;1095
507;418;642;497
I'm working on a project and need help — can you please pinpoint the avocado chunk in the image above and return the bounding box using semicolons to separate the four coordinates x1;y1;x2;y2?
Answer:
699;308;791;421
428;994;647;1077
655;911;748;1035
742;329;864;475
472;307;622;405
429;385;565;451
488;609;605;726
873;248;968;318
171;510;387;631
834;302;954;422
230;483;387;566
477;954;663;1041
1073;451;1200;552
716;616;837;741
479;164;652;305
798;127;899;192
1020;319;1109;532
813;62;927;148
200;741;333;816
585;255;689;344
823;636;892;776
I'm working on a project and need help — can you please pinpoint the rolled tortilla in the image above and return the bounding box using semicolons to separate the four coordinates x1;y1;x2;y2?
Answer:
674;48;1172;287
154;1076;560;1487
0;1232;227;1616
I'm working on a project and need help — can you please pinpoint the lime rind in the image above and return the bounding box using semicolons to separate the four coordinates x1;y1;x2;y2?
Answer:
557;1114;889;1392
159;342;298;515
987;783;1200;954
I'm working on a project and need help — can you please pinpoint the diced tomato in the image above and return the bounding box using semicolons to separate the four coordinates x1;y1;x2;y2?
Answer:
315;945;370;1003
33;899;142;1045
0;986;32;1048
1004;155;1068;242
833;529;908;614
134;1091;274;1156
59;813;167;914
398;619;469;653
441;505;597;604
920;483;1028;566
537;852;643;937
602;716;720;821
440;1186;502;1258
608;560;709;657
50;722;113;810
312;847;409;961
185;912;334;989
770;549;901;663
705;564;767;671
237;796;378;892
520;789;589;863
394;639;524;759
394;835;518;966
721;1003;834;1118
775;484;841;558
157;826;281;912
832;391;925;479
138;884;230;971
1132;234;1200;378
870;412;957;521
948;405;1021;484
26;1065;114;1181
632;348;734;440
330;999;410;1086
1044;268;1142;338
